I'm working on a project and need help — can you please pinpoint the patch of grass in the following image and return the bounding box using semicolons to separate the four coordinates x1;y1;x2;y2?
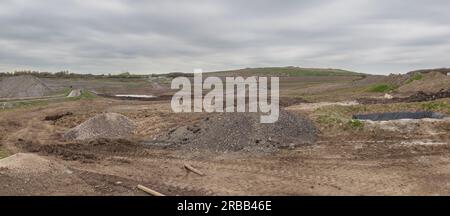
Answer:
0;148;10;159
316;114;344;125
421;101;450;113
7;100;49;110
79;90;96;100
66;90;97;101
62;88;73;96
315;110;365;131
367;84;398;93
1;90;98;112
405;73;423;84
347;119;364;130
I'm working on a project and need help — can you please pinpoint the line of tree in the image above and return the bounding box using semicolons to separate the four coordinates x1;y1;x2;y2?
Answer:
0;70;193;79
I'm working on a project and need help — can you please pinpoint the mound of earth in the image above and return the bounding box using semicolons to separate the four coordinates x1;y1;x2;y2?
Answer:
398;72;450;93
19;138;145;162
407;68;450;75
64;113;136;140
0;153;95;195
0;75;51;98
0;153;68;174
352;74;410;88
154;110;317;153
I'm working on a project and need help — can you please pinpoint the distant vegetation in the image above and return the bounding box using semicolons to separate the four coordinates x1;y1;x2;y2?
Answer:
0;70;150;79
367;84;398;93
0;90;97;111
0;67;363;79
208;67;366;77
150;72;194;78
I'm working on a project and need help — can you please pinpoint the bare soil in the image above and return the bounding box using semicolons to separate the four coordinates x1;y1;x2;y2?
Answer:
0;98;449;195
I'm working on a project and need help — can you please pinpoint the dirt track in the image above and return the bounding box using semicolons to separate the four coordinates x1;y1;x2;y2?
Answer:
0;98;449;195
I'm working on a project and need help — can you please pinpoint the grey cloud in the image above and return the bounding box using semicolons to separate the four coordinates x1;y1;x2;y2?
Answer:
0;0;449;75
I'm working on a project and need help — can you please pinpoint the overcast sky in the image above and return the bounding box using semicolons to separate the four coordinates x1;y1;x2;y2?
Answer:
0;0;449;75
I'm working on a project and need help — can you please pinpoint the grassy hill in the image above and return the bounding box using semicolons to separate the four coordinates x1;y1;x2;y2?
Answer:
206;67;366;77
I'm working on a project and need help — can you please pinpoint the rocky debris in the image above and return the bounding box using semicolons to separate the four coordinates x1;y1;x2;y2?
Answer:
0;153;95;195
0;75;51;98
152;109;317;153
0;153;64;174
64;113;136;140
358;88;450;104
405;89;450;102
363;118;450;139
385;73;411;86
384;94;393;99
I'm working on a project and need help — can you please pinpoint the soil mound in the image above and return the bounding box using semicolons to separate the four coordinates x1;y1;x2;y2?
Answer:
19;138;145;162
0;75;51;98
0;153;95;195
352;74;409;87
153;110;317;153
64;113;136;140
0;153;57;174
398;72;450;93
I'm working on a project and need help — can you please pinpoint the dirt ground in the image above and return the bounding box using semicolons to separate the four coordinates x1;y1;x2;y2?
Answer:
1;97;449;196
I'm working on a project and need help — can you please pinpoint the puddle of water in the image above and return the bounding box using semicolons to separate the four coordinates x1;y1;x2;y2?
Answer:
115;94;156;98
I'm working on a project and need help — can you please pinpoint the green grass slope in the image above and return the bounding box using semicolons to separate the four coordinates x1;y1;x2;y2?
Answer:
206;67;366;77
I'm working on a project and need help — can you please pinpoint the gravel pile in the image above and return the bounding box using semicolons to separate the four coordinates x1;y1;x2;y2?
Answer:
64;113;136;140
154;109;317;153
0;75;51;98
0;153;63;174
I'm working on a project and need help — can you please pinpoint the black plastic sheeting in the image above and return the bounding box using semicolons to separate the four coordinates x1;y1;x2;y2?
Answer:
353;111;447;121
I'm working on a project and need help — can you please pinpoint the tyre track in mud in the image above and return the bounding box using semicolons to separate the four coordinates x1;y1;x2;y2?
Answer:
126;154;420;195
